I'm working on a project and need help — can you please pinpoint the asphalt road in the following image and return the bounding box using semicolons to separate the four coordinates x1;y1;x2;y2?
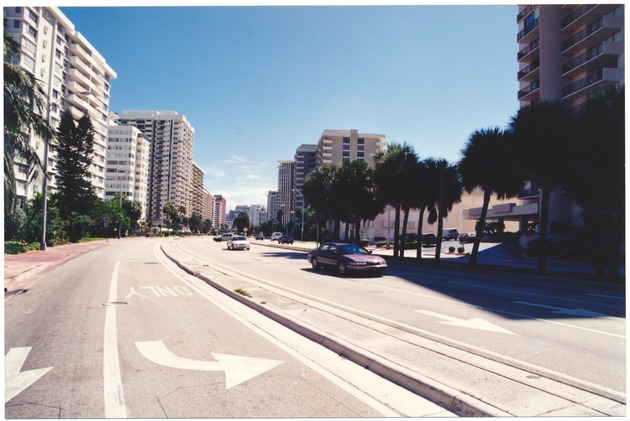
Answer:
4;238;451;418
176;236;626;397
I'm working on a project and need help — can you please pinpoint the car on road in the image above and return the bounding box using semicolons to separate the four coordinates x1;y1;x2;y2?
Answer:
213;234;222;242
270;232;283;241
307;242;387;276
278;235;294;244
255;233;264;240
227;235;250;250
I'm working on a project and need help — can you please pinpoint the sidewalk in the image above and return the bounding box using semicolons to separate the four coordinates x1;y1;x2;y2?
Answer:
4;240;110;296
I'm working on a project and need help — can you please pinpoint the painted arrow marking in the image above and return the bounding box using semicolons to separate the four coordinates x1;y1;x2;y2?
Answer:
5;347;53;403
515;301;609;318
415;310;518;335
135;340;284;389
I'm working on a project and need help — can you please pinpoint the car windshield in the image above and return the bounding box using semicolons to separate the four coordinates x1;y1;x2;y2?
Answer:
232;236;246;241
338;244;368;255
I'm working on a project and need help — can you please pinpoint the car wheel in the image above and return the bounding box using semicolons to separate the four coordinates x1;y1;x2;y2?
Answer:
338;262;347;275
311;258;319;270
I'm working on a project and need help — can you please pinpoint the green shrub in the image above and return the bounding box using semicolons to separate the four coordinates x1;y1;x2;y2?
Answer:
4;241;40;254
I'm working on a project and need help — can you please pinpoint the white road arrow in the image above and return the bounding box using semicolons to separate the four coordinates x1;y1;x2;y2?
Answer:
135;340;284;389
415;310;518;335
5;347;53;403
515;301;609;318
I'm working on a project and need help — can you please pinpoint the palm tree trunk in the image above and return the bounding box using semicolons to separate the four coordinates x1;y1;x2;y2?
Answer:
537;187;550;273
393;204;401;257
435;214;443;261
400;206;410;258
470;190;492;265
416;207;425;260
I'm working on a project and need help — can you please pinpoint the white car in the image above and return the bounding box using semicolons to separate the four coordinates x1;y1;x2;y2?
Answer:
227;235;250;250
270;232;283;241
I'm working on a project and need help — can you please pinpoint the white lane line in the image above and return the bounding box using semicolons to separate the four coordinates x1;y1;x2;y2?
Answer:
103;261;127;418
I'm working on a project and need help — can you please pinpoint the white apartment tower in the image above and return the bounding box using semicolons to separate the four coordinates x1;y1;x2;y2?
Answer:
4;6;117;202
267;191;278;224
213;195;227;229
115;110;195;226
293;144;317;210
106;125;150;221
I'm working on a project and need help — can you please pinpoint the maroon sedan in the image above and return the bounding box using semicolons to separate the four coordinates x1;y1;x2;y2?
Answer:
307;242;387;276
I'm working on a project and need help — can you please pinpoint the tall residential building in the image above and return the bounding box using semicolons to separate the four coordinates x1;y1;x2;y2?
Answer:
517;4;623;108
115;110;195;226
191;162;205;219
202;188;214;223
315;129;386;168
277;160;294;227
4;6;117;203
267;191;278;224
106;125;151;221
516;4;624;226
293;144;317;210
213;195;227;229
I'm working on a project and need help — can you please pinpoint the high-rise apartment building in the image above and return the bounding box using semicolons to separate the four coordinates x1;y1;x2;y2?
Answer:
277;160;294;227
202;189;214;223
106;125;150;221
213;195;227;229
191;162;205;219
315;129;385;168
517;4;624;226
267;191;278;224
4;6;117;203
115;110;195;226
517;4;623;108
293;144;317;211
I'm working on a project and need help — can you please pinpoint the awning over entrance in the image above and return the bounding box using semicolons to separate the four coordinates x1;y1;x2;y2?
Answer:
463;202;539;221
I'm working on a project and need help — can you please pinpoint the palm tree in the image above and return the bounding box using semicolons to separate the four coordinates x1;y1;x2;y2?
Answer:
303;166;337;244
374;143;418;257
4;35;56;214
412;160;432;260
424;158;462;261
509;100;575;272
458;127;525;265
564;85;624;278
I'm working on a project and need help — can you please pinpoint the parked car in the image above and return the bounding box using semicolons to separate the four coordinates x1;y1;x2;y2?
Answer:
270;232;283;241
307;242;387;276
278;235;294;244
421;233;437;246
227;235;250;250
372;236;388;247
443;229;459;240
458;232;477;243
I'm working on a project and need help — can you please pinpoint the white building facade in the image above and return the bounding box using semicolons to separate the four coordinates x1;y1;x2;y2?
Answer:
106;125;150;221
4;6;117;202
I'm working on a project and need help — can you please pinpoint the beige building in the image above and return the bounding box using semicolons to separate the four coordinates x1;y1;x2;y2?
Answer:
4;6;117;202
315;129;385;167
191;162;205;220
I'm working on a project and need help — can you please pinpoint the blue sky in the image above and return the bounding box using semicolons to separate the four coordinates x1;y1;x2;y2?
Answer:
59;2;519;210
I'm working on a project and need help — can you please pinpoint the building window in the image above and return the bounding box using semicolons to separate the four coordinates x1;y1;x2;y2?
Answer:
13;20;20;29
27;24;37;38
28;9;38;24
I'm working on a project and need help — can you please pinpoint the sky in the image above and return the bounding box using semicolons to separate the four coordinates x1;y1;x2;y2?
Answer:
57;1;519;210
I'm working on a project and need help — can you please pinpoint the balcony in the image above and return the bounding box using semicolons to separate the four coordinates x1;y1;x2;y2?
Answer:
516;5;535;23
517;79;540;101
561;4;618;32
518;59;540;82
561;14;623;55
517;17;539;43
517;38;539;61
561;66;624;101
561;41;623;78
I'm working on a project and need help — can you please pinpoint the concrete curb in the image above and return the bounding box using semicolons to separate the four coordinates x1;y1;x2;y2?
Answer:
160;243;510;416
